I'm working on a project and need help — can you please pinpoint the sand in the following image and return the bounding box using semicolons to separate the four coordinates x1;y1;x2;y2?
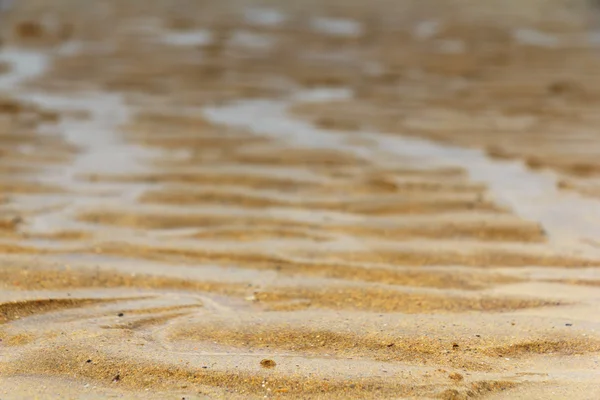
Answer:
0;0;599;399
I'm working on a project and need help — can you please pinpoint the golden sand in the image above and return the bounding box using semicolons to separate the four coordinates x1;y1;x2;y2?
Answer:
0;0;599;398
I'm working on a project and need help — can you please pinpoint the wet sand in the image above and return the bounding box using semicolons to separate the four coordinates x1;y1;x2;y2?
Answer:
0;1;599;399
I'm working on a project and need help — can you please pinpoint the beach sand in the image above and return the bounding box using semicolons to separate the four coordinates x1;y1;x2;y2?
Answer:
0;1;599;398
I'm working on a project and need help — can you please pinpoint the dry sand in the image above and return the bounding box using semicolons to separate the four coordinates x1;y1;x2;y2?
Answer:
0;0;599;399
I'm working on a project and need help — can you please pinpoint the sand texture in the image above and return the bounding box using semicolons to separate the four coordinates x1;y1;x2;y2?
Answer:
0;1;599;399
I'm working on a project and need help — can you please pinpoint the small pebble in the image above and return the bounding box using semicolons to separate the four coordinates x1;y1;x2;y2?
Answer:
260;359;276;369
448;372;464;382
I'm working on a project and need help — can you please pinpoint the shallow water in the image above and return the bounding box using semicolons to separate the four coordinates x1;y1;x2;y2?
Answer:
160;30;213;47
310;17;363;37
204;89;600;255
0;49;157;235
3;45;600;251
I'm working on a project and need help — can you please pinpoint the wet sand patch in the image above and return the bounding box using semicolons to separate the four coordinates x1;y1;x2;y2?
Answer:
0;264;248;296
170;323;600;370
82;172;324;192
0;297;125;324
2;345;520;399
253;285;556;313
